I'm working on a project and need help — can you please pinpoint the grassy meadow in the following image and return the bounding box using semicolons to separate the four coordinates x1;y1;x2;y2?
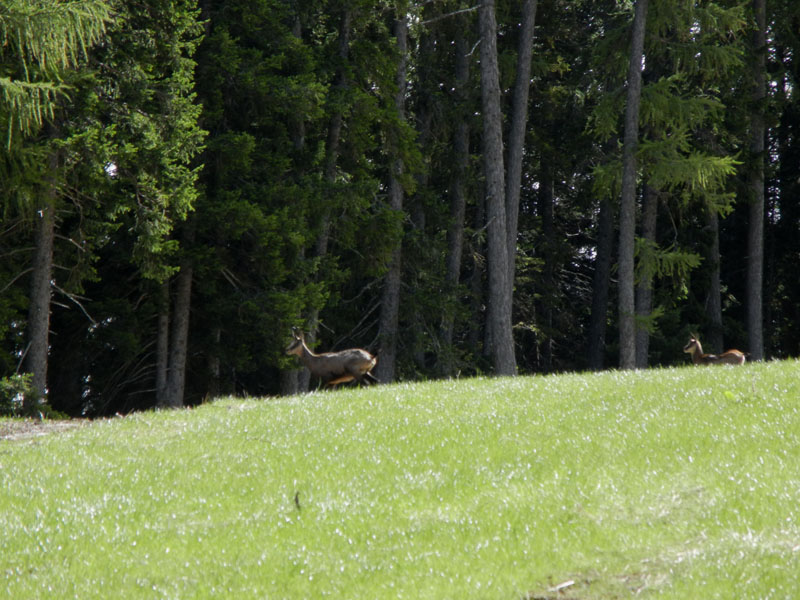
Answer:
2;360;799;599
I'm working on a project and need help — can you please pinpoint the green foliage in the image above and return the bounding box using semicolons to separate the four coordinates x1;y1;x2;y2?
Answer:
1;0;799;408
0;373;31;415
96;0;206;281
0;0;111;142
585;0;752;364
635;238;702;302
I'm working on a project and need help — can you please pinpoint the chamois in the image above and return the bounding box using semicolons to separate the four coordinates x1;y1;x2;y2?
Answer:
286;328;378;386
682;335;746;365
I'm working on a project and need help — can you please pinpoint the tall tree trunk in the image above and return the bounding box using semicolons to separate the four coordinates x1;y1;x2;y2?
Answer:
635;184;658;368
374;15;408;383
300;7;352;391
478;0;516;375
747;0;766;361
207;326;221;398
23;152;59;409
164;259;192;408
505;0;538;289
705;207;724;353
440;24;471;377
469;195;487;361
539;171;555;371
618;0;648;369
316;8;350;260
280;369;300;395
409;26;434;374
280;8;309;396
164;223;195;408
155;281;170;406
587;195;614;370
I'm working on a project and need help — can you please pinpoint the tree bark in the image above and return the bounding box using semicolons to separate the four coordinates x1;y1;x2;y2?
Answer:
164;222;195;408
207;326;221;398
440;24;470;377
374;15;408;383
155;281;170;406
281;9;311;395
469;195;487;360
705;207;723;353
618;0;648;369
300;7;352;392
23;153;59;409
587;195;614;370
280;369;300;395
478;0;516;375
746;0;766;361
540;171;555;371
316;7;351;260
505;0;538;289
635;184;658;368
164;259;192;408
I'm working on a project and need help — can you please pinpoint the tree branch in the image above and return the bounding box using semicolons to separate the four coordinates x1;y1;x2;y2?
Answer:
53;283;96;325
420;5;479;26
0;267;33;294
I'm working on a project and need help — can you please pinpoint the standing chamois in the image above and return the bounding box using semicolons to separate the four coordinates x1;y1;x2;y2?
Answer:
682;335;746;365
286;328;378;386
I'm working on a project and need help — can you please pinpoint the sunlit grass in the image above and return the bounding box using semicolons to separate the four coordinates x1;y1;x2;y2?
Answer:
2;360;799;598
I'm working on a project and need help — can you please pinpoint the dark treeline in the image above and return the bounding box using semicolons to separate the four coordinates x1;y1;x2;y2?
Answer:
1;0;798;416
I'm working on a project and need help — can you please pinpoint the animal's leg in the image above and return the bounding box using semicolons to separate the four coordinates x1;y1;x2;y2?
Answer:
326;374;357;386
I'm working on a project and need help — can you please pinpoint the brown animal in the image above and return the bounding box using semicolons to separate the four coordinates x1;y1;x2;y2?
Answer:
682;335;746;365
286;328;378;386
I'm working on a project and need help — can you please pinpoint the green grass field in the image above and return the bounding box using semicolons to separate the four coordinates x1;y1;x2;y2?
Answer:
2;361;799;599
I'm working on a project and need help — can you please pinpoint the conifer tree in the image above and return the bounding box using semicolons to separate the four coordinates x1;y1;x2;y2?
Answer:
0;0;110;409
747;0;767;360
590;0;747;368
43;0;205;413
618;0;648;370
478;0;516;375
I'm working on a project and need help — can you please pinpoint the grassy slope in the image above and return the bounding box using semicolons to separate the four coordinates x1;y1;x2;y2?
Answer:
1;361;799;599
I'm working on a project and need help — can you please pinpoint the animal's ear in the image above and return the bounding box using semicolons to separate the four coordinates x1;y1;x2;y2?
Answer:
291;326;300;339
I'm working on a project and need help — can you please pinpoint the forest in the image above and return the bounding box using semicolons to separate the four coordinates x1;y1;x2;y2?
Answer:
1;0;798;416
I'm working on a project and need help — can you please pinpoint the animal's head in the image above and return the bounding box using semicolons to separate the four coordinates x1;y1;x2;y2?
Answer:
286;327;305;357
683;335;699;354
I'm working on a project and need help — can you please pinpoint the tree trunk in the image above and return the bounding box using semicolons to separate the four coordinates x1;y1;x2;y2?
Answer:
155;281;170;406
478;0;516;375
280;370;300;395
164;259;192;408
469;195;487;361
440;24;470;377
409;27;434;374
587;195;614;370
23;153;59;409
316;8;351;260
301;7;352;391
539;171;555;371
705;207;723;353
618;0;648;369
635;185;658;368
746;0;766;361
164;221;195;408
505;0;538;289
374;15;408;383
281;9;309;396
207;326;221;398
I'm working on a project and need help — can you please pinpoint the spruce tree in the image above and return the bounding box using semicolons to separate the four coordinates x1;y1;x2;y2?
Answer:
0;0;110;409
